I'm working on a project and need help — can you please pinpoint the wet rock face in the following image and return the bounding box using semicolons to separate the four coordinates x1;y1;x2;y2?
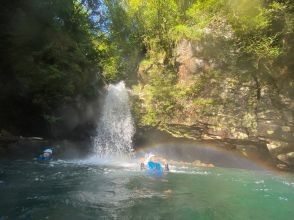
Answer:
134;17;293;170
175;39;210;84
169;37;294;170
277;152;294;165
256;87;294;167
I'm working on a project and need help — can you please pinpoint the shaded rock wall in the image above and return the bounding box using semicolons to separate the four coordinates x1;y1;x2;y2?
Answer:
168;37;294;169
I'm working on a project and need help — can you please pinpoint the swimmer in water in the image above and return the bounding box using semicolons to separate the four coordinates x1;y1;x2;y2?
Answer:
140;153;169;172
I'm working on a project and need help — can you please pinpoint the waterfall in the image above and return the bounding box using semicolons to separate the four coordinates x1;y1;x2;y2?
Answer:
93;81;135;159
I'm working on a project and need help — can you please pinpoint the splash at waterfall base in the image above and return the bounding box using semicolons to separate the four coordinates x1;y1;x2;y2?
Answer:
92;82;135;161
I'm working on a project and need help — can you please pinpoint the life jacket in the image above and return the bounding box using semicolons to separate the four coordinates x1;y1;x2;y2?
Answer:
146;161;164;176
37;155;52;161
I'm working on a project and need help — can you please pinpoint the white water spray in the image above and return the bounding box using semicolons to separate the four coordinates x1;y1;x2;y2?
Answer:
93;81;135;160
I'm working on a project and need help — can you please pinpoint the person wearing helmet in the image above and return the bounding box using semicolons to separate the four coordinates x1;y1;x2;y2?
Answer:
37;148;53;161
140;153;169;175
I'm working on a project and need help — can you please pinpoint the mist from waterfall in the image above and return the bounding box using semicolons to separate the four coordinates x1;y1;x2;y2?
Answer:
93;81;135;160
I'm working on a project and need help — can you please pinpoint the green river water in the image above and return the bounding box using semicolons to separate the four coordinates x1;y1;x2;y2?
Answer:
0;159;293;220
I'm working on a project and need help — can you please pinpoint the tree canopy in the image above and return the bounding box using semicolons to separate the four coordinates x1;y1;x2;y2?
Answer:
0;0;292;137
0;0;108;136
